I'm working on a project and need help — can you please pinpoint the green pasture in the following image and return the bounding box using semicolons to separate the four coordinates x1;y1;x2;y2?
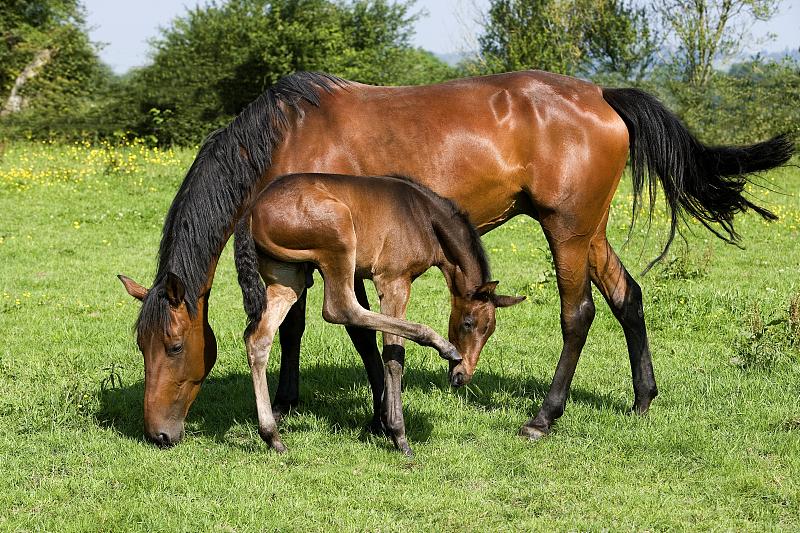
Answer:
1;140;798;531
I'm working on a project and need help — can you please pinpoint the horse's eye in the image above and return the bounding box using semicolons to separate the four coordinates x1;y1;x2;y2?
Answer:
167;343;183;356
462;317;475;332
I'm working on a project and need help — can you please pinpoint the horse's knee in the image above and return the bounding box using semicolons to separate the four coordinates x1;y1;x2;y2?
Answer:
563;294;595;336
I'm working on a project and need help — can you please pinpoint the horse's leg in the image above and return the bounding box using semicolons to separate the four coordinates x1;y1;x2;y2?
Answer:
520;226;595;440
344;279;384;433
246;261;306;452
374;276;413;455
589;230;657;414
272;288;307;420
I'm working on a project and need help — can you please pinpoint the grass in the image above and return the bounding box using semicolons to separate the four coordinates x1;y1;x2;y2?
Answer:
1;139;799;531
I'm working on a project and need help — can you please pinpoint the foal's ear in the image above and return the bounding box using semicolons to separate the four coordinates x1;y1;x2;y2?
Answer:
492;294;526;308
118;274;148;302
164;272;186;308
475;280;525;308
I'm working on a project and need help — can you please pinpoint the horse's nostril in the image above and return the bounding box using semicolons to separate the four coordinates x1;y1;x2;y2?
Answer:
451;372;465;388
149;431;174;447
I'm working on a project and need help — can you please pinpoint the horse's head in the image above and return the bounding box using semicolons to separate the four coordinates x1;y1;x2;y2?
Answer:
448;280;524;387
118;273;217;447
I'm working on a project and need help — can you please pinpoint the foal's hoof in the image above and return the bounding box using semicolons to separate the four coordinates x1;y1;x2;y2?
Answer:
440;346;462;362
519;424;549;441
259;428;287;453
270;439;287;454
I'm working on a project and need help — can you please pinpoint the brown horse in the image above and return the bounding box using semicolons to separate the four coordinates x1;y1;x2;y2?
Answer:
119;71;793;447
229;172;523;453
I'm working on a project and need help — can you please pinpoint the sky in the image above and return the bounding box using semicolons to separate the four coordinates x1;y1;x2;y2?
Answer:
83;0;800;74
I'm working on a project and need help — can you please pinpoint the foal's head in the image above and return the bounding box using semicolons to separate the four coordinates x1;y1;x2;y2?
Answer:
118;273;217;446
448;280;524;387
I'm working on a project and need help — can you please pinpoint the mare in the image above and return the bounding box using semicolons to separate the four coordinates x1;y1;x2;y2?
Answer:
233;172;523;454
119;71;793;447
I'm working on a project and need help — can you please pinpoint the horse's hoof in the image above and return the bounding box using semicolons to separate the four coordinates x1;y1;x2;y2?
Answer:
366;416;384;436
519;424;549;440
271;439;287;454
395;437;414;457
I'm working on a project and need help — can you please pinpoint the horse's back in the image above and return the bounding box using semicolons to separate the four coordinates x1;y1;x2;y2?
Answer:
268;71;629;230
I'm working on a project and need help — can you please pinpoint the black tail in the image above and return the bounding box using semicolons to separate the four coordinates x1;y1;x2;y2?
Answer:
602;87;794;271
234;217;265;337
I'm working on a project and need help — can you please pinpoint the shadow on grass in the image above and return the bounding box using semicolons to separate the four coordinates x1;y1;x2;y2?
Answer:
96;359;628;447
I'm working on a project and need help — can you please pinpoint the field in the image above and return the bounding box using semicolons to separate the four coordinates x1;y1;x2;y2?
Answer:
1;140;799;531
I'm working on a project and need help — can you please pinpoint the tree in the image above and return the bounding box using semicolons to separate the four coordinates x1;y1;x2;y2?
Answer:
656;0;782;86
0;0;104;118
474;0;657;80
105;0;456;145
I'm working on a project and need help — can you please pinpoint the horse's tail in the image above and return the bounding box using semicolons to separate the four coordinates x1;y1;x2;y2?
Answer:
234;217;265;338
602;87;794;271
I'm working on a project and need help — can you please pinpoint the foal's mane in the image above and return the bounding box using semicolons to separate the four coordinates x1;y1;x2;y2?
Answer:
136;72;348;337
387;175;491;286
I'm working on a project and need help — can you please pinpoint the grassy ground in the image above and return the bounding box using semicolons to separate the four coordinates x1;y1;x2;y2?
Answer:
1;140;798;531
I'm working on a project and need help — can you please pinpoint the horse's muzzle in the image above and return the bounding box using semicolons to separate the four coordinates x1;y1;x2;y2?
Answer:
146;425;185;448
448;362;472;388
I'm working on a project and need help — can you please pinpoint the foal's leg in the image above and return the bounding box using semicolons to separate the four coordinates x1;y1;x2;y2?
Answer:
520;227;595;440
374;276;413;455
246;261;306;452
589;231;657;414
319;260;460;362
272;289;307;420
344;279;384;433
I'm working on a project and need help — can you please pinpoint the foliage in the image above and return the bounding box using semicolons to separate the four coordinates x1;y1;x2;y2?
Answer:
472;0;657;80
731;293;800;370
655;0;781;87
0;0;107;128
103;0;457;145
654;56;800;145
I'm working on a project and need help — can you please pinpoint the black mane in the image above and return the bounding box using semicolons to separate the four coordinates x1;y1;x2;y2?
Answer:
136;72;348;337
386;175;491;286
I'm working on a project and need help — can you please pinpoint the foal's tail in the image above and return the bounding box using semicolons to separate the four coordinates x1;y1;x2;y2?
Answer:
234;217;265;334
602;87;795;271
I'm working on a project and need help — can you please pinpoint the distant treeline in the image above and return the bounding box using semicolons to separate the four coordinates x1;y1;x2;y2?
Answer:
1;0;798;146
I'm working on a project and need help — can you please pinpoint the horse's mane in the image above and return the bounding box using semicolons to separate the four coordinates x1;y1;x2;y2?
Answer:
386;175;491;286
136;72;348;338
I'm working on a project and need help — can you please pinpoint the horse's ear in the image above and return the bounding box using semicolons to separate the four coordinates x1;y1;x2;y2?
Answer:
118;274;148;302
474;280;499;299
493;294;526;308
164;272;186;307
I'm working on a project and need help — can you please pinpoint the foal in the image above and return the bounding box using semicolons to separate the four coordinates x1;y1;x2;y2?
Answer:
240;173;524;454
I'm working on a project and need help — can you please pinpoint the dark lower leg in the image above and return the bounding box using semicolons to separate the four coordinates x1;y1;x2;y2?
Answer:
272;288;307;418
381;344;411;456
521;287;595;438
590;238;657;413
618;272;657;413
345;280;384;432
